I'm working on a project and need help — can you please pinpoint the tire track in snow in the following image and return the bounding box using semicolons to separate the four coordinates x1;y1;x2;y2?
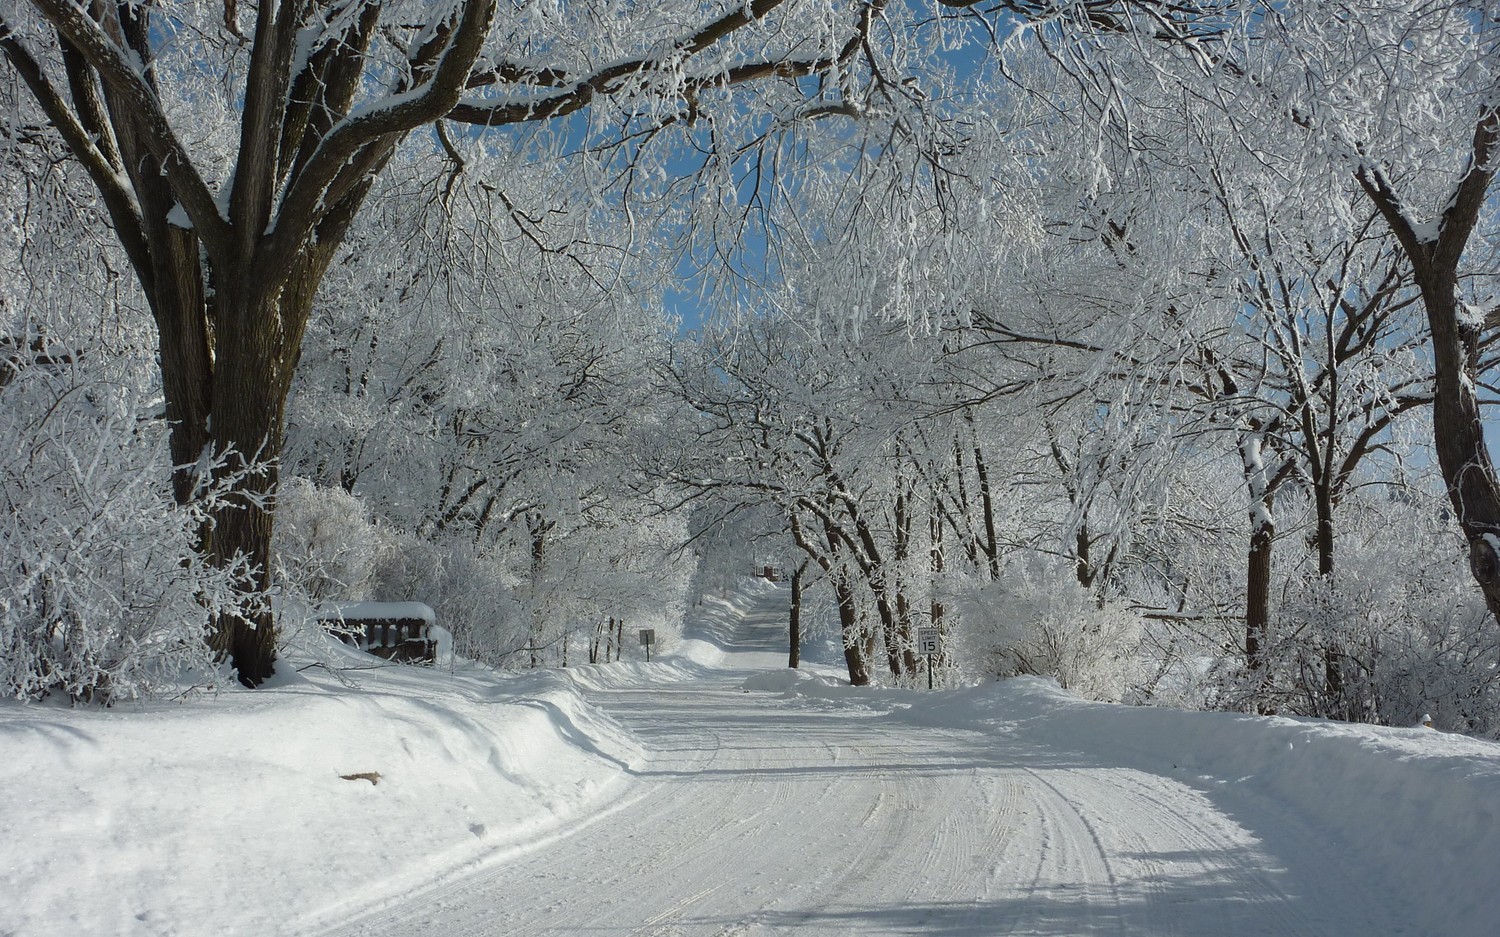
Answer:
990;760;1358;937
1077;766;1305;936
994;764;1129;936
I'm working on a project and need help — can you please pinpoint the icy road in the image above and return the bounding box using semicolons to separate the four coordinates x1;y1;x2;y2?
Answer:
322;587;1428;937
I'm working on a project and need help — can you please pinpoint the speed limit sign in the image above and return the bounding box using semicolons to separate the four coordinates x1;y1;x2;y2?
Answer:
916;626;941;656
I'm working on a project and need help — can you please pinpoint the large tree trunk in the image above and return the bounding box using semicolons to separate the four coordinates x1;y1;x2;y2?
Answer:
1312;468;1336;580
891;481;918;676
1239;431;1278;708
1422;277;1500;616
789;512;868;684
1309;467;1347;703
195;252;346;685
1357;108;1500;619
527;516;553;669
929;503;946;658
206;275;309;680
199;279;302;685
839;512;903;678
205;470;280;685
146;227;214;508
972;437;1002;580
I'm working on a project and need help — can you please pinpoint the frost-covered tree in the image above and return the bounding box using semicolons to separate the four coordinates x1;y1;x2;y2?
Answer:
273;155;689;669
6;0;1080;683
1010;0;1500;627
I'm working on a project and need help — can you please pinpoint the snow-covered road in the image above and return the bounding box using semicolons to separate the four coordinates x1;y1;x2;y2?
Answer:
322;587;1412;937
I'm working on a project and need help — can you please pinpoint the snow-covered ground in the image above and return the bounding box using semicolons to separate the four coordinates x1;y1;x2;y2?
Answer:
0;645;644;937
5;580;1499;936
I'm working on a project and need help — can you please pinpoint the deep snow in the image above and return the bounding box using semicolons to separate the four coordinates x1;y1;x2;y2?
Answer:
3;580;1499;936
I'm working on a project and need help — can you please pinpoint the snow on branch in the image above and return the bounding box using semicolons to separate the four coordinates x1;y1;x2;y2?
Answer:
24;0;229;254
446;0;869;127
263;0;497;271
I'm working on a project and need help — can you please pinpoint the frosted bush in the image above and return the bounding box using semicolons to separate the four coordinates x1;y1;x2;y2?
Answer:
956;560;1142;701
0;361;250;702
372;530;528;665
273;477;391;603
1277;526;1500;736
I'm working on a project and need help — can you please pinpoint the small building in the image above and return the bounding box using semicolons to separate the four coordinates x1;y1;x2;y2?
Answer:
319;602;439;663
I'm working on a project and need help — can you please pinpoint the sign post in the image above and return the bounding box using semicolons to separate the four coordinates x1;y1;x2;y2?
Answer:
915;626;941;689
639;628;656;663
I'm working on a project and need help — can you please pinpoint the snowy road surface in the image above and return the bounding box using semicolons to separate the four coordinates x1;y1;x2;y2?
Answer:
319;587;1416;937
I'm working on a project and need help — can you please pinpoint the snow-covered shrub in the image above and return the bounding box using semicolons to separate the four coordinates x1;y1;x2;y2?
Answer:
273;477;390;603
1151;494;1500;736
0;355;250;702
1276;522;1500;736
269;477;398;663
956;560;1142;701
371;530;528;665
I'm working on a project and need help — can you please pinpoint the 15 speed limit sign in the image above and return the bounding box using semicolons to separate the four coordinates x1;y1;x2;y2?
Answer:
916;626;941;656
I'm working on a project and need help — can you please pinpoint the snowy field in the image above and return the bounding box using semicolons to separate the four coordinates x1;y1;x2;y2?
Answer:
4;580;1500;936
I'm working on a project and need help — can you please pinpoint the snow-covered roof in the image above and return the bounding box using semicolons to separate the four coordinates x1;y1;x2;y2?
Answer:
320;601;436;624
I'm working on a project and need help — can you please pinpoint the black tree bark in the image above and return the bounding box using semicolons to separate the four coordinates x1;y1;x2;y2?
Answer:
1357;104;1500;622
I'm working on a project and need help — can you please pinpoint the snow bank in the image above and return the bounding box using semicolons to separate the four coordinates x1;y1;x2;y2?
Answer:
0;646;642;937
738;668;894;708
890;676;1500;937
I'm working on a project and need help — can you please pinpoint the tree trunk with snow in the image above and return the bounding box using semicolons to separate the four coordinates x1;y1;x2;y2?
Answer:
788;561;806;669
832;570;871;687
1357;104;1500;621
1245;506;1273;678
1238;431;1283;697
